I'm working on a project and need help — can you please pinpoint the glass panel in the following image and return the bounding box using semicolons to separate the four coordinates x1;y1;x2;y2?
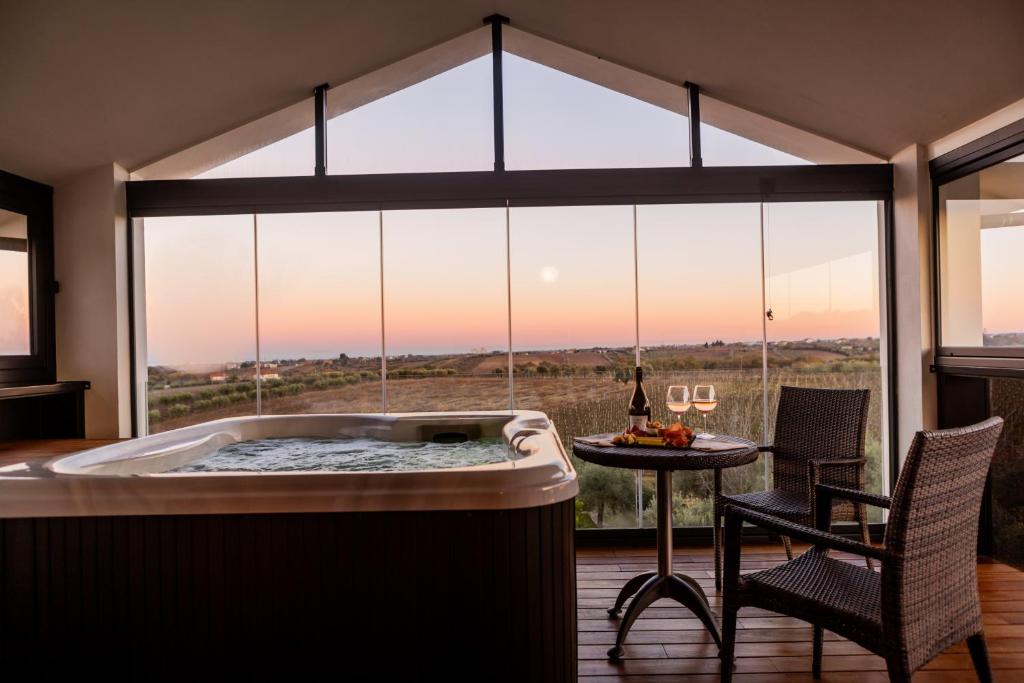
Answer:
328;57;492;174
990;377;1024;569
939;154;1024;347
142;215;257;433
637;204;766;527
701;123;810;166
195;126;314;179
0;209;30;355
504;54;688;170
381;208;508;411
763;202;885;507
256;212;382;414
509;205;639;527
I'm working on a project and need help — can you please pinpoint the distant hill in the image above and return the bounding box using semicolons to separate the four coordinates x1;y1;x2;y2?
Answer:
985;332;1024;347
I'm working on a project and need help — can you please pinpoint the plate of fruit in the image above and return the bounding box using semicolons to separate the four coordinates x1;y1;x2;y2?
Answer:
611;421;696;449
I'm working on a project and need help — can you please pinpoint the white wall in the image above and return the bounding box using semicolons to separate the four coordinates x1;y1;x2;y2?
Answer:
53;163;131;438
891;144;937;464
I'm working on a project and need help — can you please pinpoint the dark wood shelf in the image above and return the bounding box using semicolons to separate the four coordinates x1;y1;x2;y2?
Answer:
0;381;89;439
0;381;90;400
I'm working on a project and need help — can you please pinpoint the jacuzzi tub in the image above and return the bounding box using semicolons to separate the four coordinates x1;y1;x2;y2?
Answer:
1;412;579;681
41;411;577;515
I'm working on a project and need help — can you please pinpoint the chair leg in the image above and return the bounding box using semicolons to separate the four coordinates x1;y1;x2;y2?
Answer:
781;535;793;561
967;632;993;683
720;605;738;683
812;626;823;678
713;471;723;593
857;502;874;570
884;656;911;683
714;508;723;592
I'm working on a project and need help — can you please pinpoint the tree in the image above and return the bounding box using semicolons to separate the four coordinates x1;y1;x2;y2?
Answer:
577;463;637;527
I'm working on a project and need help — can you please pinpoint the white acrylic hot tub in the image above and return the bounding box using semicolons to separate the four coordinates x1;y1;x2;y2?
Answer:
32;411;577;517
4;412;580;680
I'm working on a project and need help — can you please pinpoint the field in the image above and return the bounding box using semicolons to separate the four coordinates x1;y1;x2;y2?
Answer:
146;339;884;529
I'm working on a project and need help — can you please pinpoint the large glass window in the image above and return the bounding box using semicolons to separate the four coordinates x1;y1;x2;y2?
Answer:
637;204;767;527
195;125;315;179
328;58;493;175
0;209;30;355
939;154;1024;348
381;208;509;412
510;205;638;527
504;54;689;170
763;202;885;502
256;212;382;414
137;201;889;529
934;145;1024;571
141;215;257;433
701;123;810;166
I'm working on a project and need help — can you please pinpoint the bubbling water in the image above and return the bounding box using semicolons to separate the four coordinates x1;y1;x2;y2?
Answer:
171;436;510;473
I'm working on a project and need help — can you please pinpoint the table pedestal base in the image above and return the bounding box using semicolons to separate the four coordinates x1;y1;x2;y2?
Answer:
606;470;722;661
606;572;721;660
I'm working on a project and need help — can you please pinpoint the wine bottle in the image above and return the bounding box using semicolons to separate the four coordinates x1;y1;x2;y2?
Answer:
627;366;651;433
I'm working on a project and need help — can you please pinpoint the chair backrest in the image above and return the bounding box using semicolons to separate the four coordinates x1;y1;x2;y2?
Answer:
881;417;1004;673
771;386;870;494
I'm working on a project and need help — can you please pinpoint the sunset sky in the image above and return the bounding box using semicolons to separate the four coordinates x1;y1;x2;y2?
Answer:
142;54;887;367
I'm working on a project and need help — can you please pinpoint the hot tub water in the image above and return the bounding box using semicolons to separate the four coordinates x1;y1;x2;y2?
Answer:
171;436;511;473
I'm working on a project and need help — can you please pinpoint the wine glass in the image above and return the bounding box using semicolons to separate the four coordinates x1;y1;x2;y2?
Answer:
665;385;691;425
692;384;717;439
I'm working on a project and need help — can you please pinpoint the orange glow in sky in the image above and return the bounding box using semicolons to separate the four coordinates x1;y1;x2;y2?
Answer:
143;57;885;367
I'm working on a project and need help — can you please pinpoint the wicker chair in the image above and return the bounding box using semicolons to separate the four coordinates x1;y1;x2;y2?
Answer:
720;417;1004;683
714;386;872;590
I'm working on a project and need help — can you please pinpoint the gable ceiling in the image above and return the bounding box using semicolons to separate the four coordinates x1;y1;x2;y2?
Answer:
2;0;1023;185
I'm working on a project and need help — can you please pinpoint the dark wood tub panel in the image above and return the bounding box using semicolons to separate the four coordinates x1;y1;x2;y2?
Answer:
0;499;576;682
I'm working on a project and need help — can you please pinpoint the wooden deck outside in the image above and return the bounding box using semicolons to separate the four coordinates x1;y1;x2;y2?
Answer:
577;545;1024;682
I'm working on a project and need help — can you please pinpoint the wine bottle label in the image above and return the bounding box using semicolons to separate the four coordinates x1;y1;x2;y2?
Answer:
628;415;648;431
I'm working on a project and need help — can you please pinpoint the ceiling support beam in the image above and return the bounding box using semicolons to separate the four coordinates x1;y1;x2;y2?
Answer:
313;83;329;176
484;14;511;172
685;82;702;168
127;164;893;217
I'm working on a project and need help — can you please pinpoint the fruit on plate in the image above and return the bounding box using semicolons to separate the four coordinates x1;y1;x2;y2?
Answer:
611;422;694;447
624;419;667;438
658;422;695;447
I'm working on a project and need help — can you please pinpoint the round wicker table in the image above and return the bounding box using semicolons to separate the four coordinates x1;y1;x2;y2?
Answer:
572;435;758;660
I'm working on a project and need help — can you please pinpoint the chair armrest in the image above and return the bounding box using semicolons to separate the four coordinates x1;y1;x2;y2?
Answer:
814;483;891;533
811;458;866;468
809;458;865;483
724;504;888;562
809;459;867;506
815;484;890;510
757;445;773;453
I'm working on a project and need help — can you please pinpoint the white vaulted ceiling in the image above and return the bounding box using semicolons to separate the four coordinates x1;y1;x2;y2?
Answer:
2;0;1023;184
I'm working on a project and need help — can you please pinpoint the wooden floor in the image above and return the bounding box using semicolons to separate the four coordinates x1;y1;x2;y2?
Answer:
577;545;1024;682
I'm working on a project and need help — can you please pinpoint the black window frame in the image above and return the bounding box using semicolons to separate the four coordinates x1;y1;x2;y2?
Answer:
0;169;55;386
930;118;1024;371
